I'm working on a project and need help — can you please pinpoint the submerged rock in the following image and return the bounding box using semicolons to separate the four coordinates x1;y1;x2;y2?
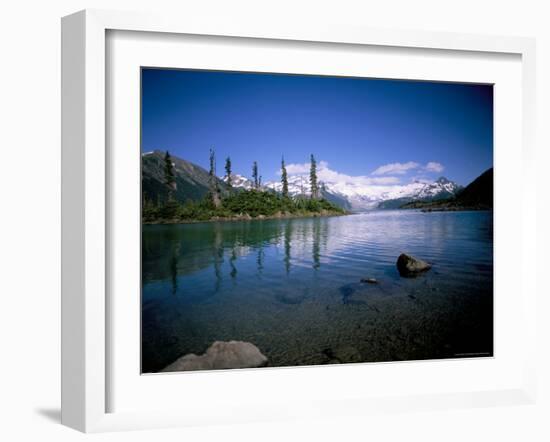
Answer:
360;278;378;284
322;346;363;364
161;340;268;372
396;253;432;277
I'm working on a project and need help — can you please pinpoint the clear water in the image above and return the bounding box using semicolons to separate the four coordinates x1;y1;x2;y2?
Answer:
142;210;493;373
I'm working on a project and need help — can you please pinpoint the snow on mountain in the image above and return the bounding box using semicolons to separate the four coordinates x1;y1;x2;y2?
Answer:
143;151;459;210
265;174;309;195
414;177;460;199
223;168;461;211
264;174;461;210
223;173;255;190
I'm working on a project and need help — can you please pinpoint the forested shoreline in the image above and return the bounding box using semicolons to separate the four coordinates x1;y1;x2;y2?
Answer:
142;150;347;224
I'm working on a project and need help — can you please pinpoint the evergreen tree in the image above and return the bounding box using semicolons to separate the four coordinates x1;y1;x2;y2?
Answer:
209;148;216;178
310;154;319;199
252;161;259;189
164;151;176;196
281;157;289;198
161;152;179;218
225;156;232;187
209;148;221;208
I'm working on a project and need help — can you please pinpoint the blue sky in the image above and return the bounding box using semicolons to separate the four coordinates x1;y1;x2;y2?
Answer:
141;68;493;186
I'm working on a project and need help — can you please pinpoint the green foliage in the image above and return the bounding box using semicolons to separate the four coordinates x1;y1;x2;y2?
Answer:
281;157;289;198
160;199;180;219
178;199;225;221
252;161;259;189
209;148;216;178
310;154;318;199
209;148;221;208
164;151;176;191
143;150;346;223
142;197;160;222
223;190;291;217
143;190;345;223
225;157;232;187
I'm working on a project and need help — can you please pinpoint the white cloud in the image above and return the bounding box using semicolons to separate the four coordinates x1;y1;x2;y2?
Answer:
371;161;445;176
372;161;420;175
272;159;447;202
284;162;309;174
281;161;401;187
284;160;329;175
268;159;455;204
318;167;400;186
424;162;444;173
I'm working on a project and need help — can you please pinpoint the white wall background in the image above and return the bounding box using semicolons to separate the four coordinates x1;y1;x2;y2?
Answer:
0;1;548;440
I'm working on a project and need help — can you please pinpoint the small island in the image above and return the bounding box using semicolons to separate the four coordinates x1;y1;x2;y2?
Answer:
142;150;347;224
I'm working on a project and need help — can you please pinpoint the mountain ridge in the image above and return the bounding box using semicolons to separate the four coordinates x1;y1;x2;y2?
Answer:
263;171;462;211
142;150;467;211
401;168;493;211
142;150;231;204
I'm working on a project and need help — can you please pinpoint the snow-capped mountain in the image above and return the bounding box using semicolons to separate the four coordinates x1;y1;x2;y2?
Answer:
261;174;462;211
223;173;255;190
414;177;460;200
265;174;309;195
375;177;462;209
143;150;462;211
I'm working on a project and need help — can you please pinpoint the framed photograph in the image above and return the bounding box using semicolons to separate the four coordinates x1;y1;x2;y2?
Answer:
62;9;537;432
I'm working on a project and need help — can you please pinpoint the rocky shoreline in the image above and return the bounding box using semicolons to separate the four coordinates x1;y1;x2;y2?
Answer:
159;253;435;373
162;341;268;372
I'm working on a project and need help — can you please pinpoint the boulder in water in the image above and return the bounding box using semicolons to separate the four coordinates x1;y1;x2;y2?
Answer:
396;253;432;277
161;340;268;372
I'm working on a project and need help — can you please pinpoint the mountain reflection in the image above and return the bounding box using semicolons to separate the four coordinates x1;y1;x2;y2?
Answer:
142;211;493;297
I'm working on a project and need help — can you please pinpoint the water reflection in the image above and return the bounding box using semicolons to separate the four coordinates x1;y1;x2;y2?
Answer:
312;218;321;270
142;211;493;297
169;243;179;295
229;248;238;280
142;211;494;373
142;216;334;288
257;247;264;275
284;221;291;275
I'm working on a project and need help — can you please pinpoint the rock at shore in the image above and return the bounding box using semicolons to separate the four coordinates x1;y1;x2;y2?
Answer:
161;341;268;372
396;253;432;277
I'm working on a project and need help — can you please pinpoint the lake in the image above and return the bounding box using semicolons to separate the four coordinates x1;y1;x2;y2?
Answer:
142;210;493;373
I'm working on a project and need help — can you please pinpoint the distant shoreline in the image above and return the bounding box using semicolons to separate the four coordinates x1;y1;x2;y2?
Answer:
143;210;349;226
416;207;492;213
142;207;497;225
400;203;493;212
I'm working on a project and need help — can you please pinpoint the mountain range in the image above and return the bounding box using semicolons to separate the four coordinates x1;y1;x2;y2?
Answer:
401;167;493;210
263;174;462;210
142;150;468;211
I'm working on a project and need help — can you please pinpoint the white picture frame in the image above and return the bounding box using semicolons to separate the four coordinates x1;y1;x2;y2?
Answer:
61;9;537;433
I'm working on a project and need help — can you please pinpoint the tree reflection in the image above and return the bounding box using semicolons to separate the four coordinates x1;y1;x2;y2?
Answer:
257;246;264;275
169;242;180;295
229;248;237;280
284;221;292;275
213;223;224;293
312;218;321;270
